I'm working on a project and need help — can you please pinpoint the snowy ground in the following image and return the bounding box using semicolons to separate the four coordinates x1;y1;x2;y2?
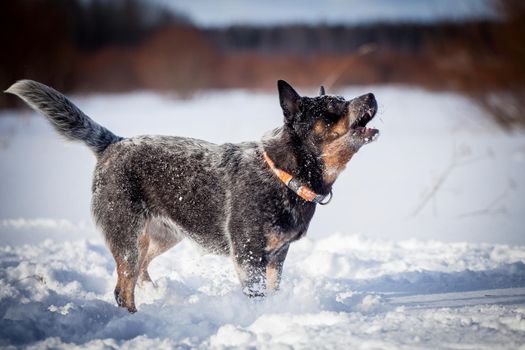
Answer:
1;235;525;349
1;86;525;348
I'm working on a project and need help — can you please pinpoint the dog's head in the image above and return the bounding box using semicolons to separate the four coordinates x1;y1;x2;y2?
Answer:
277;80;379;184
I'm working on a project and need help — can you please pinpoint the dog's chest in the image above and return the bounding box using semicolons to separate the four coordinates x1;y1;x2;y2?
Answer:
265;229;306;253
263;199;314;251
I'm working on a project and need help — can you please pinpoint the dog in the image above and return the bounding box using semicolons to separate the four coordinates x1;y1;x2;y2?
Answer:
5;79;379;312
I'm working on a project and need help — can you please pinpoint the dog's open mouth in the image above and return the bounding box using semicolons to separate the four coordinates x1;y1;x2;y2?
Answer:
350;106;379;143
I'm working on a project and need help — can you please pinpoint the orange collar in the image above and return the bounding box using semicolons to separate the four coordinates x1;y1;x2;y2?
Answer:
263;151;332;205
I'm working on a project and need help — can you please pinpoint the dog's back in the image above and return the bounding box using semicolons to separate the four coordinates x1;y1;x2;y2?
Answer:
93;135;239;255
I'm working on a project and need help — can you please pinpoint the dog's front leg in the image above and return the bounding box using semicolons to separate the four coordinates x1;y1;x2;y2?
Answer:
232;249;267;297
265;244;289;291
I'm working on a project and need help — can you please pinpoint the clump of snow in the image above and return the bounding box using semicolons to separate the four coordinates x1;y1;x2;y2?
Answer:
48;303;75;315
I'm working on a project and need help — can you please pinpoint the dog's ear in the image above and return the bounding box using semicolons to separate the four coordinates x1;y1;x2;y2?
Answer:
278;80;301;121
319;85;326;96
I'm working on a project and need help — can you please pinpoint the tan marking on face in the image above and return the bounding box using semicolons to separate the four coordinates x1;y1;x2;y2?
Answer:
331;114;350;137
266;261;280;291
313;120;326;135
320;114;354;184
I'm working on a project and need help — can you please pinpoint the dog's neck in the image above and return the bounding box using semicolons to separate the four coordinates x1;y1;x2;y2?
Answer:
262;127;332;196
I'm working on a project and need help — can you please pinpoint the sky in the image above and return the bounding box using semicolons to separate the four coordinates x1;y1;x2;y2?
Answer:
154;0;497;27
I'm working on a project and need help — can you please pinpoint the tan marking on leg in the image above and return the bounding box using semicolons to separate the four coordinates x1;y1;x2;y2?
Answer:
114;255;138;313
138;218;183;285
264;232;291;292
137;224;151;286
266;261;280;291
265;232;283;251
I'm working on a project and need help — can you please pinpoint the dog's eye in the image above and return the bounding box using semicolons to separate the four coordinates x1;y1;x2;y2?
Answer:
328;131;340;140
327;99;346;116
325;112;340;122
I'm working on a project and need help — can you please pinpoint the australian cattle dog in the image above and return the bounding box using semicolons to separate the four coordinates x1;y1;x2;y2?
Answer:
6;80;379;312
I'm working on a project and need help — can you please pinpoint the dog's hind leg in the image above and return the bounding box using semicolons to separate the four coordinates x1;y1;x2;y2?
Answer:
109;219;145;313
138;218;184;286
104;223;143;313
112;245;140;313
92;193;146;313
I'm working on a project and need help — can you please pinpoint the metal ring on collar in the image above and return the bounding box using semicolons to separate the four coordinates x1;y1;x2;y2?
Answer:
318;189;333;205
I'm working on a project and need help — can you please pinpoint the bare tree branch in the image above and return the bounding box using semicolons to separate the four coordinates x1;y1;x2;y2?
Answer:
411;146;490;217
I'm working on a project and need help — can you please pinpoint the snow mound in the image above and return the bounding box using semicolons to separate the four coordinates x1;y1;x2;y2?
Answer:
1;234;524;349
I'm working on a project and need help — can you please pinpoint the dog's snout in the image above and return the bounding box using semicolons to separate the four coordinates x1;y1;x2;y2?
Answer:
360;93;376;105
361;93;377;111
353;93;376;106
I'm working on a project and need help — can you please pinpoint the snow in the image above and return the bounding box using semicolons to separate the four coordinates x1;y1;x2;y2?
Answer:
1;235;524;348
1;86;525;348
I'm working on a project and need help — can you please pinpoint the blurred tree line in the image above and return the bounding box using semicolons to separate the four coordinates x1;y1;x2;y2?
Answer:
1;0;523;128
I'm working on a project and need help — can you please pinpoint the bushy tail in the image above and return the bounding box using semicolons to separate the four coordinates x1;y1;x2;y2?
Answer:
5;80;122;155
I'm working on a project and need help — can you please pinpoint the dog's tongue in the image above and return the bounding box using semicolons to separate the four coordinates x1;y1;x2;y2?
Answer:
358;126;379;141
357;126;374;133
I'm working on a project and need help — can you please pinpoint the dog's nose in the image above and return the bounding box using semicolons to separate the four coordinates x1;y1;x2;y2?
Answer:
364;93;377;109
357;93;375;103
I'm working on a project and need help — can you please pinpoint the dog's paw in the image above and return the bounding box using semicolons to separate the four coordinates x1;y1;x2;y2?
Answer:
242;286;266;299
114;288;125;307
114;288;137;313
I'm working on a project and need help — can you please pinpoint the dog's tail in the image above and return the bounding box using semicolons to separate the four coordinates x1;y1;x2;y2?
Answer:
5;79;122;155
